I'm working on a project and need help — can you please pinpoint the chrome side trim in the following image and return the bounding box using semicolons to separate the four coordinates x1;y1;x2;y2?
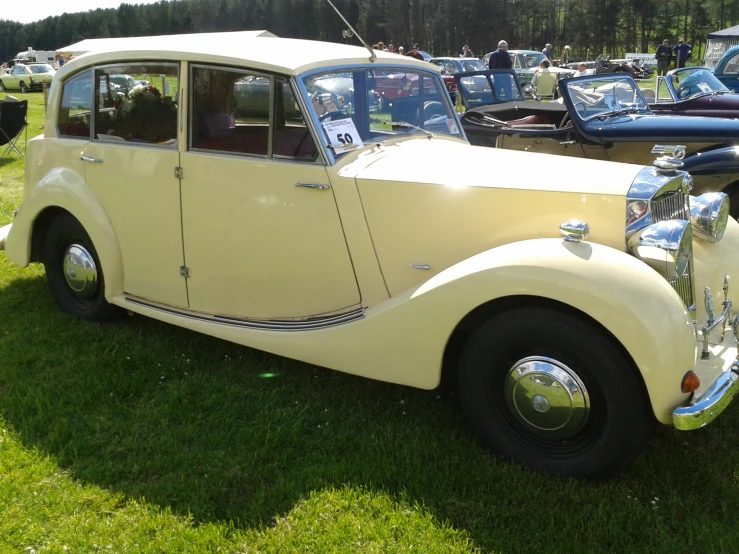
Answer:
124;297;364;331
673;364;739;430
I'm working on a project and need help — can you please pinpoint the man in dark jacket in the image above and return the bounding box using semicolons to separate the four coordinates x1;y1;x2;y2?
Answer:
488;40;512;69
406;44;425;61
655;39;671;76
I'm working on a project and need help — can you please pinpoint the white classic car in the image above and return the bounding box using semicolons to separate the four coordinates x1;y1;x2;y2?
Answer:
1;31;738;480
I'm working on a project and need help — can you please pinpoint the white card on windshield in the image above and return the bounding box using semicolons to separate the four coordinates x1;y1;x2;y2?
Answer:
697;82;712;93
322;118;364;153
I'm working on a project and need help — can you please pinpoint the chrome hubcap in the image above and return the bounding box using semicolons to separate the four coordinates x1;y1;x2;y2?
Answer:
62;244;98;299
504;356;590;440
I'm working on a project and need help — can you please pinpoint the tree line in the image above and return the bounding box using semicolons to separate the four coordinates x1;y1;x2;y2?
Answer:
1;0;737;64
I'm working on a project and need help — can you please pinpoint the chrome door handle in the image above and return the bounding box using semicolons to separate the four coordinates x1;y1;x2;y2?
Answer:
80;155;103;163
296;183;331;190
559;140;577;145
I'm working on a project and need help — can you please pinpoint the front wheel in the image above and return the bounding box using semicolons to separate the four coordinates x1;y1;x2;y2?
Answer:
42;214;122;322
19;81;28;93
457;307;651;480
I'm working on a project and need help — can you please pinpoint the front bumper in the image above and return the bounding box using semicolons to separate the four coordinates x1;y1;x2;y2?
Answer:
0;223;10;251
673;326;739;430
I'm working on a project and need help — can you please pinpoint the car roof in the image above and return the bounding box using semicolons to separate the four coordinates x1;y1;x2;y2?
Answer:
56;32;433;78
508;50;544;55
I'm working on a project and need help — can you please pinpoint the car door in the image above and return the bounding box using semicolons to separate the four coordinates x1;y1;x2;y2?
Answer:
495;125;584;157
7;65;24;89
81;62;188;308
717;52;739;91
179;65;360;320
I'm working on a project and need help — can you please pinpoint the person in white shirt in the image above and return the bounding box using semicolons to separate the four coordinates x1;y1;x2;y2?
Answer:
574;63;588;77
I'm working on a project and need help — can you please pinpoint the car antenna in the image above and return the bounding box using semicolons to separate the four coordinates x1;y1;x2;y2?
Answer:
324;0;376;63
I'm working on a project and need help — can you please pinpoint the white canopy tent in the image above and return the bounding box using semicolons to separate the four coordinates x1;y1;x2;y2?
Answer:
56;30;277;59
704;25;739;68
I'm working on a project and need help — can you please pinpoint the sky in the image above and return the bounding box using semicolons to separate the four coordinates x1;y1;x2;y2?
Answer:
4;0;161;25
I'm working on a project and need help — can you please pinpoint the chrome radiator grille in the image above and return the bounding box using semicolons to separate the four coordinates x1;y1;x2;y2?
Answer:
653;189;695;309
669;265;695;310
651;190;690;223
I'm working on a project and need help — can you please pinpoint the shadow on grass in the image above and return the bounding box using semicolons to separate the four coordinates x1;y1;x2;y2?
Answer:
1;273;739;551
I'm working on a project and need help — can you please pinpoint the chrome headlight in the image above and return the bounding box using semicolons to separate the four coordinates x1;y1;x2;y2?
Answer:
627;220;692;279
690;192;730;243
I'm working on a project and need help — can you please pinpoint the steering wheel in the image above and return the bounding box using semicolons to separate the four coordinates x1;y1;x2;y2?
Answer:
677;85;691;100
423;100;446;121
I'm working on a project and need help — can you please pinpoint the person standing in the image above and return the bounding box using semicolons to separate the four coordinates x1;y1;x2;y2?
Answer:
560;45;570;66
461;44;474;58
406;43;424;61
542;43;553;61
655;39;672;76
488;40;512;69
673;39;692;68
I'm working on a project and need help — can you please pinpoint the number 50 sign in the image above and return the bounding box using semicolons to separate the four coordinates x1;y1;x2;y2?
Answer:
322;118;364;153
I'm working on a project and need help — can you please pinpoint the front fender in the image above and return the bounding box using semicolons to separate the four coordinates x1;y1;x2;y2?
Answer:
5;167;124;298
682;146;739;176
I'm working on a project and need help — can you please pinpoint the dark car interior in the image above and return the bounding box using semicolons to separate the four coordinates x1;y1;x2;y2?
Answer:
461;102;570;130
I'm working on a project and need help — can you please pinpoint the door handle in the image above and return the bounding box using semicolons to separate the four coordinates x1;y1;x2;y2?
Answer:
296;183;331;190
80;155;103;163
559;140;577;145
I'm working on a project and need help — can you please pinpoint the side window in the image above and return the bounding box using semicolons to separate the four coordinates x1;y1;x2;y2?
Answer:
58;69;93;138
94;63;178;147
725;54;739;74
190;66;270;156
657;79;673;102
273;79;318;161
513;55;521;69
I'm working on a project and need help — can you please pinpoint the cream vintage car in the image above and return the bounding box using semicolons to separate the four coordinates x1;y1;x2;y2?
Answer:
1;32;738;480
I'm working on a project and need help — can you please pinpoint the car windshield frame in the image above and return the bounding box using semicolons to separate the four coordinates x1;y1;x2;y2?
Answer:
297;64;466;164
28;64;53;74
521;52;547;69
668;67;730;100
563;75;651;122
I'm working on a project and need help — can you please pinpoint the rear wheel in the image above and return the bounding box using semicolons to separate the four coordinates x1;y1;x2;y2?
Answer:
42;214;122;322
457;307;652;480
19;81;28;93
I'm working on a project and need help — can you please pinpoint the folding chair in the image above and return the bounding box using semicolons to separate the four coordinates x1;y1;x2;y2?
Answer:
0;99;29;158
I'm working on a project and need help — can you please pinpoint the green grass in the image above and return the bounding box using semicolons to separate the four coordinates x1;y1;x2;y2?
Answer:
2;92;739;554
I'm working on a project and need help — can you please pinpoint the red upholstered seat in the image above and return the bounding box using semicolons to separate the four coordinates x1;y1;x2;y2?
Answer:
507;114;543;126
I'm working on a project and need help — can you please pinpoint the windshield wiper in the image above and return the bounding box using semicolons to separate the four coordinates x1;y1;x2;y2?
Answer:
390;121;436;138
597;107;641;120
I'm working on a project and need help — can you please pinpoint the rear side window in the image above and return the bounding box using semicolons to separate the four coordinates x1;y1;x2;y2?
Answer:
58;69;92;138
94;63;179;147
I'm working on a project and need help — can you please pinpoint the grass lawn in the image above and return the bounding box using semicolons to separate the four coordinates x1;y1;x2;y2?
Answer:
2;92;739;554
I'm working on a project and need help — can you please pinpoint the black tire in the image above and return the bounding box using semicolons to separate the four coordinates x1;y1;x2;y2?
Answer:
19;81;28;93
42;213;121;322
457;307;651;480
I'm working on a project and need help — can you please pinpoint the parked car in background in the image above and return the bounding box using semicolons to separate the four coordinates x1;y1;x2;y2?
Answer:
713;45;739;90
648;67;739;118
0;62;55;92
482;49;577;84
459;72;739;216
429;57;488;104
453;69;525;110
2;34;739;481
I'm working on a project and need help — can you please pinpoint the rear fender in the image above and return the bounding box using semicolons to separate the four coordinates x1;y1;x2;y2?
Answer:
5;167;123;298
682;146;739;176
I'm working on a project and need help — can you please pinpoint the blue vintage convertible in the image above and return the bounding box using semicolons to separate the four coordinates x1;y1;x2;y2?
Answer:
455;71;739;215
713;45;739;90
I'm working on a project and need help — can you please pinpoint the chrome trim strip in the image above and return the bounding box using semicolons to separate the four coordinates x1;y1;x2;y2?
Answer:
673;364;739;430
124;297;364;331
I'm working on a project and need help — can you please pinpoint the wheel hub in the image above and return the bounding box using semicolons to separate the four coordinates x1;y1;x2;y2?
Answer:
504;356;590;440
62;244;98;299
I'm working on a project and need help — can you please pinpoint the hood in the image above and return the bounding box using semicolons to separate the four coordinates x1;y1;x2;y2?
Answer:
584;111;739;142
350;137;643;197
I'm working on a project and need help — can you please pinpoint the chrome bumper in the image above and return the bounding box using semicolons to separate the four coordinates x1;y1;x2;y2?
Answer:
0;223;11;251
674;363;739;430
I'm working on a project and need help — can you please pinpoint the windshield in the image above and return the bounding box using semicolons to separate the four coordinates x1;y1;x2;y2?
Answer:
301;67;461;156
522;53;547;68
565;77;649;120
29;65;52;74
460;60;486;72
670;68;730;99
